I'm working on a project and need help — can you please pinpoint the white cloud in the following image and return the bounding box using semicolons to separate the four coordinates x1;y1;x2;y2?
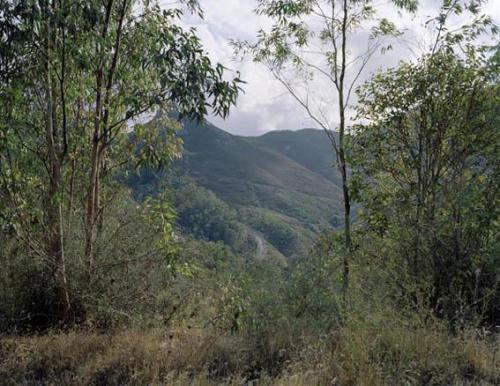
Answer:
169;0;500;136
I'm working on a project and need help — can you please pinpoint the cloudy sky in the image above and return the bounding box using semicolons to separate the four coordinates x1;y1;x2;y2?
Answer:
164;0;499;136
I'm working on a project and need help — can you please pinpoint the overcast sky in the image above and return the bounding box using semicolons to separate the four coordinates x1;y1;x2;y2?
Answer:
164;0;499;136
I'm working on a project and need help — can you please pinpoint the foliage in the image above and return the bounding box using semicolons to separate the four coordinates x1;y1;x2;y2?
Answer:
239;207;304;257
1;1;500;384
0;0;241;327
175;184;241;246
237;0;421;296
285;231;343;327
350;48;499;324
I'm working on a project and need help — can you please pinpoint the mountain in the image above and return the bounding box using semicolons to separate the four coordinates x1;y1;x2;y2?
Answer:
253;129;341;185
173;120;343;258
130;118;343;260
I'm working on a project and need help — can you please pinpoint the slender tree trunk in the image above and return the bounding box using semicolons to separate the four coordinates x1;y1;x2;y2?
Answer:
66;157;76;234
338;121;352;294
46;156;72;321
84;68;104;274
338;0;352;297
44;1;71;320
84;0;114;277
85;90;102;277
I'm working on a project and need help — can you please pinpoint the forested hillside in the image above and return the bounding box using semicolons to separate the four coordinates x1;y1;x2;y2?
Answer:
180;120;343;229
130;119;343;259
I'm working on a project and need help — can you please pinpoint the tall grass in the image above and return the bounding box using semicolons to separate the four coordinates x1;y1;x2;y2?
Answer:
1;318;498;385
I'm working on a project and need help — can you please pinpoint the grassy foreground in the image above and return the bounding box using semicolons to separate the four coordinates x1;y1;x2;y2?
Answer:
1;322;499;386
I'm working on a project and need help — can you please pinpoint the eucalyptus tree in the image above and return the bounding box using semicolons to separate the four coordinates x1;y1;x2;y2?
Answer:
0;0;241;321
78;0;242;276
350;4;499;322
237;0;417;297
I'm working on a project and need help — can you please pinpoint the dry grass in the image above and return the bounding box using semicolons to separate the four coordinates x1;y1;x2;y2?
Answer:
1;323;499;385
0;329;244;385
272;320;500;386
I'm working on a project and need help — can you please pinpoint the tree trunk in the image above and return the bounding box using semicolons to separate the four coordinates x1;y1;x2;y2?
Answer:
338;139;352;293
338;0;352;298
44;3;71;320
46;157;72;321
338;110;352;297
84;0;115;277
84;103;102;277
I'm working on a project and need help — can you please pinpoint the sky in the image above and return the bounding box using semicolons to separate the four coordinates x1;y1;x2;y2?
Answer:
163;0;500;136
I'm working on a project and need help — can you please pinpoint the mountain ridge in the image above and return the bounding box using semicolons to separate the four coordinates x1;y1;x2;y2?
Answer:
173;119;344;258
129;118;343;259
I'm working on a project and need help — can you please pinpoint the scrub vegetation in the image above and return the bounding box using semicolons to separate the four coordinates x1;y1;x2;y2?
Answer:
0;0;499;385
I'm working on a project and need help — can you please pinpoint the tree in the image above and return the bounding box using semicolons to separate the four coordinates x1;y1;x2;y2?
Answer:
350;11;499;322
237;0;417;298
0;0;241;322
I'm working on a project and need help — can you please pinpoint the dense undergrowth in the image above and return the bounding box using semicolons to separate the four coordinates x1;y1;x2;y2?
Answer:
1;1;499;385
1;317;499;385
1;222;499;385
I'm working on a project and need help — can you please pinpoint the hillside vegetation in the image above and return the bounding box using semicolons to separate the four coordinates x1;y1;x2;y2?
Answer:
1;0;499;385
130;120;344;259
178;121;344;255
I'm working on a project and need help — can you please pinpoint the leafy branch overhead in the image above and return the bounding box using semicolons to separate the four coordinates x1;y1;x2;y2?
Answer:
0;0;242;321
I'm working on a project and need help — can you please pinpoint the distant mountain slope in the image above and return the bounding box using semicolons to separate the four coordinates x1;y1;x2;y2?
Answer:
172;120;344;257
252;129;342;187
130;118;343;259
179;121;341;198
